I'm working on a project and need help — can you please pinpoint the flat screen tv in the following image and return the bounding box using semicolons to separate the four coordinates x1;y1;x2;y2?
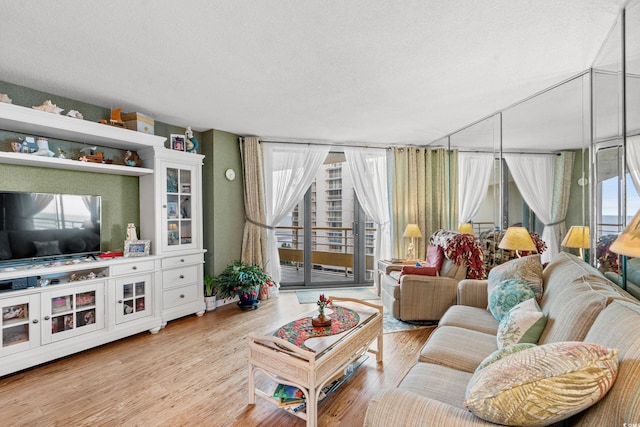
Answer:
0;191;101;265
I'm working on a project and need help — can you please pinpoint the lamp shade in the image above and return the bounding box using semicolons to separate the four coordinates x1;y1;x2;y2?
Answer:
403;223;422;238
610;210;640;257
458;223;474;234
499;227;537;252
561;226;590;249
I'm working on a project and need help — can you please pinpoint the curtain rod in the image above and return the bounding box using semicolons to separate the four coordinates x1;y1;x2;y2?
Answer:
241;137;388;150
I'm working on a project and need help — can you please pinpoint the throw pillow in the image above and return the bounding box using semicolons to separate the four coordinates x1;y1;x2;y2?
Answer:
464;342;618;426
488;254;543;301
488;279;536;321
424;245;444;271
475;343;536;372
397;265;439;283
33;240;62;257
496;298;547;348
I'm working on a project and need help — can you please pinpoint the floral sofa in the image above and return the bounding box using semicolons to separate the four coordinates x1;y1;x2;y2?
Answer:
365;252;640;426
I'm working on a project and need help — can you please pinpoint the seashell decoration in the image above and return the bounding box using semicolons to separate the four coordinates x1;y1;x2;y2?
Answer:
66;109;84;119
32;100;64;114
0;93;12;104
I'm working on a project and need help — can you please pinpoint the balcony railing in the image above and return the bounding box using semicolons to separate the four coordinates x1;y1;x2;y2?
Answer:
276;225;376;278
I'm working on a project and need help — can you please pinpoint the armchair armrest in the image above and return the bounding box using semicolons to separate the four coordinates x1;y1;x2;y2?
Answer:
364;389;495;427
398;274;459;320
457;279;489;308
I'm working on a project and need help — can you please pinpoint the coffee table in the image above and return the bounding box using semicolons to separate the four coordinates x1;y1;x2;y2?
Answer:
247;297;383;427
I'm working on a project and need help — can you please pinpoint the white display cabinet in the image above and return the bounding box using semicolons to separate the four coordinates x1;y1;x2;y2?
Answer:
138;147;206;323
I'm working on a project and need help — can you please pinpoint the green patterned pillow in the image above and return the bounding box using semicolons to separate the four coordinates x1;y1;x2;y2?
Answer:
465;342;618;426
497;298;547;349
488;254;543;300
488;279;536;321
476;343;536;372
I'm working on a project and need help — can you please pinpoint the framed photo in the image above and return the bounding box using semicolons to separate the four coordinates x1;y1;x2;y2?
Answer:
167;201;178;219
170;134;186;151
124;240;151;257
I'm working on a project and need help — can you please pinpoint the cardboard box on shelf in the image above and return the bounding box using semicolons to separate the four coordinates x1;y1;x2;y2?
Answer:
122;112;155;134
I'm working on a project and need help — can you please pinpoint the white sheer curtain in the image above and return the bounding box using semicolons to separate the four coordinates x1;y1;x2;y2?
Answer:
344;147;392;262
627;135;640;194
503;154;556;263
458;152;494;225
262;143;331;283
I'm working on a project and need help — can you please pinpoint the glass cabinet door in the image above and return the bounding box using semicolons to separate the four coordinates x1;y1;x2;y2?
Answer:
115;274;152;323
42;283;104;344
164;163;196;251
1;295;39;356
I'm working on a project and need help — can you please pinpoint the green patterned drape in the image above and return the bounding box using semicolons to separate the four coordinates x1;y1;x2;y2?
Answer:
550;151;575;254
392;147;456;259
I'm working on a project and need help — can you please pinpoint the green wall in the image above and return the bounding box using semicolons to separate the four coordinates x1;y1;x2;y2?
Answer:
0;80;229;255
202;129;245;276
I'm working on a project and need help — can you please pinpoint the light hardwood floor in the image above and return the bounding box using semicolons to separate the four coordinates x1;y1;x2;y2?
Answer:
0;291;434;426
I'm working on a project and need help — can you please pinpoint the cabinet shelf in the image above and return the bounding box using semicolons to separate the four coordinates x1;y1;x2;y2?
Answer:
0;151;154;176
0;102;166;150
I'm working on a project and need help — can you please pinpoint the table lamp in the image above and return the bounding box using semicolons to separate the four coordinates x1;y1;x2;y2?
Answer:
498;226;537;257
403;223;422;260
458;223;474;235
561;226;590;259
610;210;640;257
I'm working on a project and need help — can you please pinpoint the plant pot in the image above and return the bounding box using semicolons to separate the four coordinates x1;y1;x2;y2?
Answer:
312;314;332;327
237;286;260;310
204;295;216;311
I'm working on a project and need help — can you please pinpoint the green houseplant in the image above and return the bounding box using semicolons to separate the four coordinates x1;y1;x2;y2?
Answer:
215;259;273;310
203;274;218;311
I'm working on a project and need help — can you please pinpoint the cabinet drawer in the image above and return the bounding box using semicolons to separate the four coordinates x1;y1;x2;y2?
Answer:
161;254;203;269
163;285;198;309
112;260;156;276
162;265;198;289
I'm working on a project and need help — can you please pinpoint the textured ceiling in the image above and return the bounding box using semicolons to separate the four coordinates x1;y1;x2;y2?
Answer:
0;1;627;146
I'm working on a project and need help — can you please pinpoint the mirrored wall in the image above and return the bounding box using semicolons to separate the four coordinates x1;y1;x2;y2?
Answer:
436;0;640;297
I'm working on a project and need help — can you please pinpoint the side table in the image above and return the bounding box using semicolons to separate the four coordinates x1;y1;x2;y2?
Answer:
376;259;415;295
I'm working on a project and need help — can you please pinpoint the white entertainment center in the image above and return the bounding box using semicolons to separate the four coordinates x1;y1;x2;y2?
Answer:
0;102;206;377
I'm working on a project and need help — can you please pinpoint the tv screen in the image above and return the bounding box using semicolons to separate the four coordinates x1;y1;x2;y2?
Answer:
0;192;101;265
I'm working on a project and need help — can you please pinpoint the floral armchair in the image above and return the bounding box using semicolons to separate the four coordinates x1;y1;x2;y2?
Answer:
477;229;547;275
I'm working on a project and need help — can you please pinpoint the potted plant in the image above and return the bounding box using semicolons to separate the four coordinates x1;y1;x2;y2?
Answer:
204;274;218;311
215;259;273;310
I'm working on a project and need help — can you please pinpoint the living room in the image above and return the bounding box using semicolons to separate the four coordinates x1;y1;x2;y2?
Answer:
1;1;640;426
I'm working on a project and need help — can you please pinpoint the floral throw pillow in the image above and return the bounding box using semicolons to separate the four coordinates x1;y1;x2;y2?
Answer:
475;343;536;372
465;342;618;426
496;298;547;349
488;255;543;301
488;279;536;321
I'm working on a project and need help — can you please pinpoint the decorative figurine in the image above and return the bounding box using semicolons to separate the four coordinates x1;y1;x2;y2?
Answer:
13;136;37;153
99;108;125;127
33;137;55;157
0;93;12;104
57;148;66;159
122;150;141;167
66;110;84;119
32;100;64;114
79;155;88;162
80;146;97;156
185;126;200;153
126;223;138;241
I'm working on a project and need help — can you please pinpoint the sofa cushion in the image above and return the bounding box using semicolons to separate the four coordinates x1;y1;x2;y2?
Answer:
496;298;546;348
538;278;608;344
464;342;618;426
398;362;473;409
487;254;543;300
424;244;444;270
418;326;497;372
476;343;536;372
571;301;640;426
397;265;438;283
488;278;536;321
438;305;499;335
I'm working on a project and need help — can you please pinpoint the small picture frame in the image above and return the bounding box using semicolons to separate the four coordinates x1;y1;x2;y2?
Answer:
167;201;178;219
124;240;151;257
170;134;186;151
